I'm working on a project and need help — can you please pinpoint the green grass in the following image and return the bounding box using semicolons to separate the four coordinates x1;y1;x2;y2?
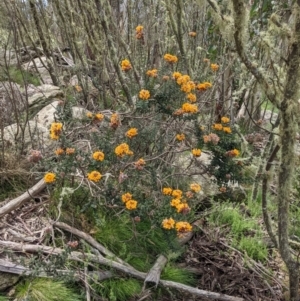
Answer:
208;201;268;262
94;278;142;301
0;66;40;86
15;279;82;301
161;264;196;286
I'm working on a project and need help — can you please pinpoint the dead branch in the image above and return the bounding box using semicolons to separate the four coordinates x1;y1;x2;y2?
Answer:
52;221;129;266
0;179;46;217
0;258;112;281
0;240;244;301
144;255;168;287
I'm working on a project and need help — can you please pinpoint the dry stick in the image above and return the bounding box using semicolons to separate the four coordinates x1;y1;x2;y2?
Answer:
144;255;168;288
0;179;46;218
52;221;130;266
0;258;112;281
0;240;244;301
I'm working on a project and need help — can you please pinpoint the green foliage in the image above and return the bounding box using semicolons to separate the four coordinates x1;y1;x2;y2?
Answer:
208;202;267;262
93;210;181;272
161;264;196;286
93;278;142;301
198;121;245;192
0;66;40;86
235;236;268;262
15;279;82;301
0;296;9;301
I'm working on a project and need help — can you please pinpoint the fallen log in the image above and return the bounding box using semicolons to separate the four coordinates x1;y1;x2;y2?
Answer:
0;240;244;301
0;179;46;217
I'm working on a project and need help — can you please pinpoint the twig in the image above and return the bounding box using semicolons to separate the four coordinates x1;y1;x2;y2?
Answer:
52;221;130;266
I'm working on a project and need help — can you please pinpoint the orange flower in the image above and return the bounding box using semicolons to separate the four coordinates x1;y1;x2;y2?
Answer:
126;128;138;138
187;93;196;103
172;189;183;199
136;25;144;39
122;192;133;203
164;53;178;63
188;31;197;37
139;89;150;100
226;149;240;157
176;133;185;141
211;63;219;72
110;113;120;129
175;221;192;233
55;148;65;155
170;198;181;207
93;151;105;161
44;172;56;183
87;171;102;182
115;143;133;157
121;59;132;71
95;113;104;121
221;116;230;123
146;69;158;77
66;148;75;155
192;148;202;157
163;187;173;195
190;183;201;193
134;158;146;169
182;103;198;113
213;123;223;131
125;199;138;210
223;127;232;134
172;72;182;80
162;218;175;230
176;202;190;214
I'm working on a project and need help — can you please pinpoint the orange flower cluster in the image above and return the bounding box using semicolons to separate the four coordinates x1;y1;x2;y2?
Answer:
211;63;219;71
115;143;133;157
146;69;158;77
110;113;120;129
164;53;178;63
196;82;212;91
121;192;137;210
55;148;65;155
213;123;223;131
182;103;198;113
226;149;240;157
172;72;182;80
66;148;75;155
44;172;56;183
186;93;196;103
93;151;105;161
203;133;220;145
136;25;144;39
192;148;202;157
176;133;185;141
50;122;63;140
221;116;230;123
87;171;102;182
223;127;232;134
121;59;132;71
161;187;193;233
139;89;150;100
126;128;138;138
134;158;146;170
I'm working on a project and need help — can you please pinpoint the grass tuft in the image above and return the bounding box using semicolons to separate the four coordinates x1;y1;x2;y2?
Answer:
15;279;82;301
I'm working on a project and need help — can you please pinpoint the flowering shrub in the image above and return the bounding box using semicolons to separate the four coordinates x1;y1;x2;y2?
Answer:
40;24;245;246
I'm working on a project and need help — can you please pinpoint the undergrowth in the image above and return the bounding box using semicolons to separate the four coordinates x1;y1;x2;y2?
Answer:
208;200;268;262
